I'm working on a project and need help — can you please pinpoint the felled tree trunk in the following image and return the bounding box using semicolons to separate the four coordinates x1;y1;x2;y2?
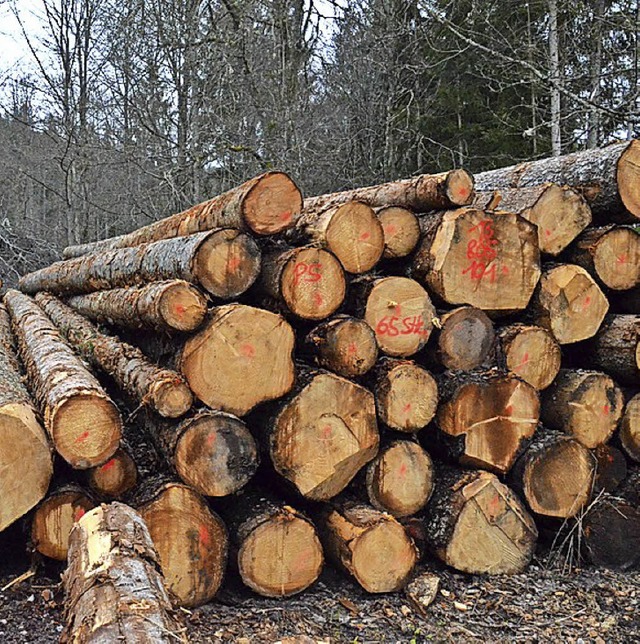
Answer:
619;393;640;461
86;447;138;500
376;206;421;259
589;314;640;385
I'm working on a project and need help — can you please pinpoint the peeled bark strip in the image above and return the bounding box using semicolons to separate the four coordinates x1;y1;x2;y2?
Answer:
423;468;537;575
31;485;96;560
412;208;541;313
67;280;208;333
36;293;193;419
304;169;474;213
21;229;261;300
136;481;228;608
436;372;540;474
320;502;418;593
474;184;591;255
473;140;640;221
373;359;438;433
178;304;295;416
620;393;640;461
589;314;640;385
63;171;303;258
260;246;346;320
0;304;53;532
376;206;421;258
270;371;379;501
61;503;186;643
531;264;609;344
365;441;434;518
541;369;624;448
304;316;378;378
496;324;561;390
86;447;138;500
4;290;122;469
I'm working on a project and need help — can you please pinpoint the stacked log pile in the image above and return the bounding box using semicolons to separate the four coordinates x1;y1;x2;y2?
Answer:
1;143;640;636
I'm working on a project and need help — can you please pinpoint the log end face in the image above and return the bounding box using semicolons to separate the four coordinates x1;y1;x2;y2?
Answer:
445;169;475;206
620;394;640;461
504;326;561;390
316;317;378;378
438;307;495;371
377;207;421;259
158;282;208;332
593;227;640;290
243;172;303;235
87;449;138;499
618;140;640;219
151;379;194;419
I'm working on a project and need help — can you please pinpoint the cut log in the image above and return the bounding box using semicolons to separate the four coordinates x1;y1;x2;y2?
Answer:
422;467;537;574
373;358;438;433
593;444;627;493
0;304;53;532
320;501;418;593
365;440;434;518
473;140;640;221
135;481;228;607
589;314;640;385
619;393;640;462
31;485;96;560
304;316;378;378
530;264;609;344
496;324;561;390
474;184;591;255
270;371;379;501
260;246;346;320
36;292;193;418
436;372;540;474
509;429;595;518
541;369;624;448
567;225;640;291
290;201;384;273
376;206;421;259
63;171;303;258
61;502;186;643
66;280;207;333
21;229;261;300
412;208;541;313
4;290;122;469
178;304;295;416
303;168;474;212
86;447;138;500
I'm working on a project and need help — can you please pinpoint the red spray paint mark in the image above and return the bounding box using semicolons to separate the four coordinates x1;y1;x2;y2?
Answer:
402;403;412;415
75;431;90;444
544;229;552;238
399;463;408;478
280;210;293;223
504;405;513;416
602;404;610;415
101;459;116;472
207;432;217;447
581;296;592;311
501;265;510;276
199;525;210;547
175;305;186;316
516;353;530;370
359;231;371;241
394;304;402;316
617;254;628;264
321;425;332;439
74;508;86;522
240;343;256;358
346;343;358;356
227;256;241;272
312;292;324;308
384;224;397;236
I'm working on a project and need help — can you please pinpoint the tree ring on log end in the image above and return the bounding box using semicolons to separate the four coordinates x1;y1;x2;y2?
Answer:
149;378;193;419
243;172;303;235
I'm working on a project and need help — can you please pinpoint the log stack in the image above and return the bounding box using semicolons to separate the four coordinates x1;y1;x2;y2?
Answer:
2;143;640;626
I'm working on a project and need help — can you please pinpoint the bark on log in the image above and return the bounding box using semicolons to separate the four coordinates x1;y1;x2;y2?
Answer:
541;369;624;448
66;280;208;333
376;206;421;259
4;290;122;469
61;503;187;643
63;171;303;258
474;183;591;255
36;293;193;418
86;447;138;500
21;229;261;300
619;393;640;462
589;314;640;385
422;467;537;574
473;140;640;221
0;304;52;532
593;444;627;493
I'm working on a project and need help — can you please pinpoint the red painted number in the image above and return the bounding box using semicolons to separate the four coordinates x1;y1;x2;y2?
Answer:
462;219;500;283
375;315;430;337
293;262;323;286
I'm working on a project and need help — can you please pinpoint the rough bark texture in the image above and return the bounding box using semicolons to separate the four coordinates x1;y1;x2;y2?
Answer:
593;444;627;493
619;393;640;461
61;503;187;643
86;447;138;500
376;206;421;259
4;290;122;469
589;314;640;384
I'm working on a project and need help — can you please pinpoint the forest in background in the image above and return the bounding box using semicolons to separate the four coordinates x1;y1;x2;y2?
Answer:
0;0;637;284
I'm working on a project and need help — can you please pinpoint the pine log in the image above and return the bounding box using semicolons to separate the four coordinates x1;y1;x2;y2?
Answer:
509;429;595;518
412;208;541;313
619;393;640;461
496;324;561;390
270;371;379;501
61;503;186;643
365;440;434;518
303;168;474;213
593;444;627;493
376;206;421;259
4;290;122;469
373;358;438;433
31;484;97;560
304;316;378;378
66;280;208;333
21;229;261;300
63;171;303;258
541;369;624;448
0;304;53;532
135;481;228;607
178;304;295;416
86;447;138;500
36;293;193;419
567;225;640;291
531;264;609;344
422;468;537;574
320;501;418;593
260;245;346;320
436;372;540;474
474;184;591;255
473;140;640;221
589;314;640;385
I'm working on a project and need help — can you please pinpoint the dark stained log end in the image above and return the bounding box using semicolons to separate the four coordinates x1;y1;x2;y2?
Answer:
438;306;495;371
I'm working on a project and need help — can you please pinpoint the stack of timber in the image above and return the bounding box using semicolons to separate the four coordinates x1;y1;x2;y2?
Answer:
2;143;640;634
